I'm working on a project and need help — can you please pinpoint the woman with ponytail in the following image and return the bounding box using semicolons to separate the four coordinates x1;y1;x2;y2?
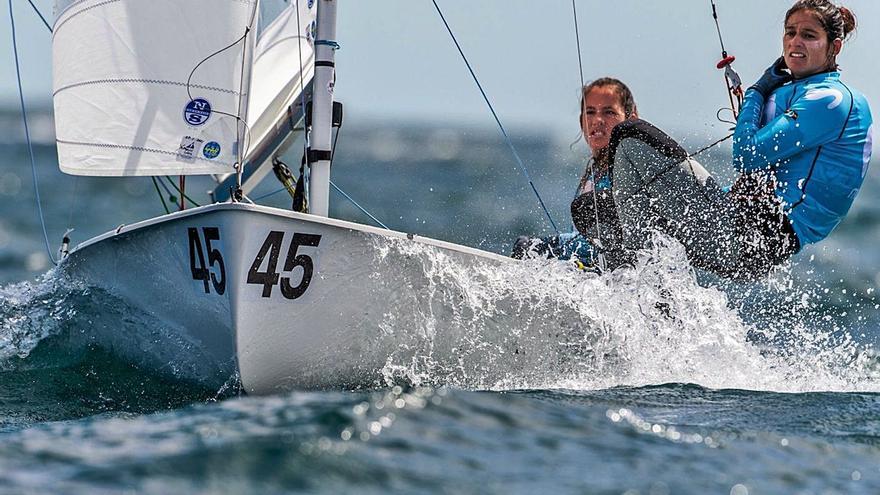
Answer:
602;0;872;279
730;0;873;274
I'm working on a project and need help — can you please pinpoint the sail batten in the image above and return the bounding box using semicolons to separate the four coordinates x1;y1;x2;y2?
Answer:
52;0;315;178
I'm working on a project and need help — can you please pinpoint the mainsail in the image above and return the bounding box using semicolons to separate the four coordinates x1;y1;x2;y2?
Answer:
52;0;316;178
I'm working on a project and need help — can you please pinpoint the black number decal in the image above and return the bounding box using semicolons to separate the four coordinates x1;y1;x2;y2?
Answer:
248;231;322;299
203;227;226;295
280;233;322;299
188;227;210;293
247;231;284;297
188;227;226;295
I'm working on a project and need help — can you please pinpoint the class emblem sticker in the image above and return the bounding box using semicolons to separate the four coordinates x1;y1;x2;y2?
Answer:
203;141;221;160
178;136;204;162
184;98;212;126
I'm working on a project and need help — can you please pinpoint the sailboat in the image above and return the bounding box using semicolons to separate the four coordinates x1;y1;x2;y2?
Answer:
52;0;515;394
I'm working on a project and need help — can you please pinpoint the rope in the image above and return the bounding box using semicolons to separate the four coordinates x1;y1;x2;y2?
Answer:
9;0;56;265
689;132;734;158
430;0;559;235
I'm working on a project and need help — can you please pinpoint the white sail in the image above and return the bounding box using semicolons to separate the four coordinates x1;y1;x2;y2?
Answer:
211;0;319;201
245;1;317;164
51;0;292;177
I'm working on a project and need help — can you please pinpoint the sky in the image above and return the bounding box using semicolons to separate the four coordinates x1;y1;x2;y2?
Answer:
1;0;878;145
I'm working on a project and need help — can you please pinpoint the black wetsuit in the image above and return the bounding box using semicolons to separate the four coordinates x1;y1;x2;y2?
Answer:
600;118;799;279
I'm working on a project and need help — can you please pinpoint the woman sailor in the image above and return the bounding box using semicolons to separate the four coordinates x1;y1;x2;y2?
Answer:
599;0;872;279
511;77;638;269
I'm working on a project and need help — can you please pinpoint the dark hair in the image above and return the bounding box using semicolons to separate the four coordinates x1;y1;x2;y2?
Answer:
785;0;857;43
580;77;637;121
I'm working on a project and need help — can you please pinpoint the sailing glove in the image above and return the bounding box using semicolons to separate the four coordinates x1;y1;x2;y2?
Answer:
749;57;792;97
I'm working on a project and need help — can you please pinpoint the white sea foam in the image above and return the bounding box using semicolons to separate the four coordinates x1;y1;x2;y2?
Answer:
372;233;880;393
0;269;74;367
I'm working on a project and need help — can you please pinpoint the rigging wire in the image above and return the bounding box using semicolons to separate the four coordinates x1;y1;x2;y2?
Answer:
326;124;389;230
25;0;50;32
9;0;56;265
293;0;311;205
289;2;388;229
29;4;86;234
710;0;728;55
329;180;390;230
709;0;743;120
253;122;390;230
430;0;560;235
151;177;171;214
571;0;605;249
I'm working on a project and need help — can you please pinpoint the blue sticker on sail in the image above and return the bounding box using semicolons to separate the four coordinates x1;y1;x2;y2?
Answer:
306;20;316;43
184;98;212;126
307;0;314;8
203;141;221;159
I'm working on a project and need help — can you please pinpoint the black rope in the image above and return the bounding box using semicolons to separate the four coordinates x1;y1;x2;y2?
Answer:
689;132;734;158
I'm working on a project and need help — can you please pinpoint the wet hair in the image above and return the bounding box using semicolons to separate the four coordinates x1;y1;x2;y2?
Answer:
580;77;637;121
785;0;857;43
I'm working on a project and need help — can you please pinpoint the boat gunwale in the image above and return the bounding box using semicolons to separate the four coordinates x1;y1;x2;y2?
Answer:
66;202;513;264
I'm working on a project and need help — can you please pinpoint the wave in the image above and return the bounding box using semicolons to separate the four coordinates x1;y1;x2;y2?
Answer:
371;233;880;393
1;232;878;414
0;272;230;425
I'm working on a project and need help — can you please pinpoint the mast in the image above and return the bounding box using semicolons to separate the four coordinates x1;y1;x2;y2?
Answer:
235;2;260;197
308;0;338;217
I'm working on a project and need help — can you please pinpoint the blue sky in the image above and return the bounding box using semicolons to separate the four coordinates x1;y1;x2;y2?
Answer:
2;0;878;143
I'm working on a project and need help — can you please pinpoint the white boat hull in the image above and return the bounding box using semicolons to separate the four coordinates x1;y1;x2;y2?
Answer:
62;203;516;394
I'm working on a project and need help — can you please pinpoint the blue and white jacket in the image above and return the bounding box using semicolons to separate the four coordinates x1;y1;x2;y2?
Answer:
733;71;873;247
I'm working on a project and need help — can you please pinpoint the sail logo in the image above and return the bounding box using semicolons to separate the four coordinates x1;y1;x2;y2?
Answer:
178;136;204;162
203;141;221;160
306;20;316;44
184;98;212;126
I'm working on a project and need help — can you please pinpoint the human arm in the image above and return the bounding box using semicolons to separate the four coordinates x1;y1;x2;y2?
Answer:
733;82;851;173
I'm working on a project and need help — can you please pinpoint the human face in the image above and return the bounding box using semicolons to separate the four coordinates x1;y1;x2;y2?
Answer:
581;86;628;152
783;10;841;79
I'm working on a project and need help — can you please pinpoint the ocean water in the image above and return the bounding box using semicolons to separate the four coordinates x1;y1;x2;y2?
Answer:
2;113;880;494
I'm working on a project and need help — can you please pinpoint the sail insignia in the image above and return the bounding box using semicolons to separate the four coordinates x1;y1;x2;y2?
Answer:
52;0;316;178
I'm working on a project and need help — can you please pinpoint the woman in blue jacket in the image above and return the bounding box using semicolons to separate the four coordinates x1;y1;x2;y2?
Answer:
609;0;873;279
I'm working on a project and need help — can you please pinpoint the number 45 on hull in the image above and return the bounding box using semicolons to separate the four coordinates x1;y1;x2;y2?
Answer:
61;201;509;394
